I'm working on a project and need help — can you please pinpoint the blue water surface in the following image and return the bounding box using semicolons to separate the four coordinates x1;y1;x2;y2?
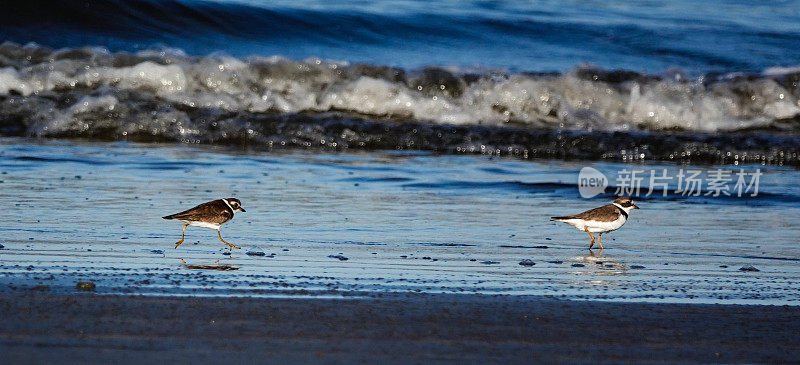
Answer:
2;0;799;73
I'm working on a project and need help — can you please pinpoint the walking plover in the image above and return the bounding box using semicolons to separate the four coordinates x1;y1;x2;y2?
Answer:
163;198;246;250
551;196;639;249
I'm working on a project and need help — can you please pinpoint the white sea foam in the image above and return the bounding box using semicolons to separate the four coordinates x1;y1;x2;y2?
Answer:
0;43;799;135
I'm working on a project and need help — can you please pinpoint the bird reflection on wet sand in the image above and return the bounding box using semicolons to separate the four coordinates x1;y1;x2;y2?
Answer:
180;258;239;271
571;251;629;275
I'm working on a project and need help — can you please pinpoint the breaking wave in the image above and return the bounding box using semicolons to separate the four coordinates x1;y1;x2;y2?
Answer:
0;43;799;165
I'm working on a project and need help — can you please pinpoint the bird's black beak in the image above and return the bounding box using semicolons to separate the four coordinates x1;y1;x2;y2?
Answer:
632;204;640;209
240;207;246;212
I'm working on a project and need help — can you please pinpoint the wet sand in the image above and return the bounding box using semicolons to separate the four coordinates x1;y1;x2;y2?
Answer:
2;140;800;305
2;140;800;363
1;291;798;364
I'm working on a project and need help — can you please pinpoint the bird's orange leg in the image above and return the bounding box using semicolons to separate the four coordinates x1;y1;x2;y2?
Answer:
597;233;604;250
584;227;596;249
174;224;189;249
217;230;241;250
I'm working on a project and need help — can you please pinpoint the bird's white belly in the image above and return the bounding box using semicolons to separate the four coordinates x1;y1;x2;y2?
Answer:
564;216;626;233
183;220;221;230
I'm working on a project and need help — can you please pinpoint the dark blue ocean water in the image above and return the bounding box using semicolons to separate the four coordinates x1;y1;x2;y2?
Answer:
3;0;799;74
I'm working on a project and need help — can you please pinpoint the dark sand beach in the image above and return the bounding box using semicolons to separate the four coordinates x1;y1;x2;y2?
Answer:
2;139;800;363
2;291;799;364
1;139;800;363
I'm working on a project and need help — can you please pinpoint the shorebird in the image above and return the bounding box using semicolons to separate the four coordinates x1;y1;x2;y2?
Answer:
551;196;639;249
163;198;246;250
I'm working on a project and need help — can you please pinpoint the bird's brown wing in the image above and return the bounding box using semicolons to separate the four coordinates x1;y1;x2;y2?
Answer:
163;200;233;224
553;204;621;222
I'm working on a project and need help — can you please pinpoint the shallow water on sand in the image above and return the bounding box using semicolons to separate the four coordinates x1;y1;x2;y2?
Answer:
1;138;799;304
